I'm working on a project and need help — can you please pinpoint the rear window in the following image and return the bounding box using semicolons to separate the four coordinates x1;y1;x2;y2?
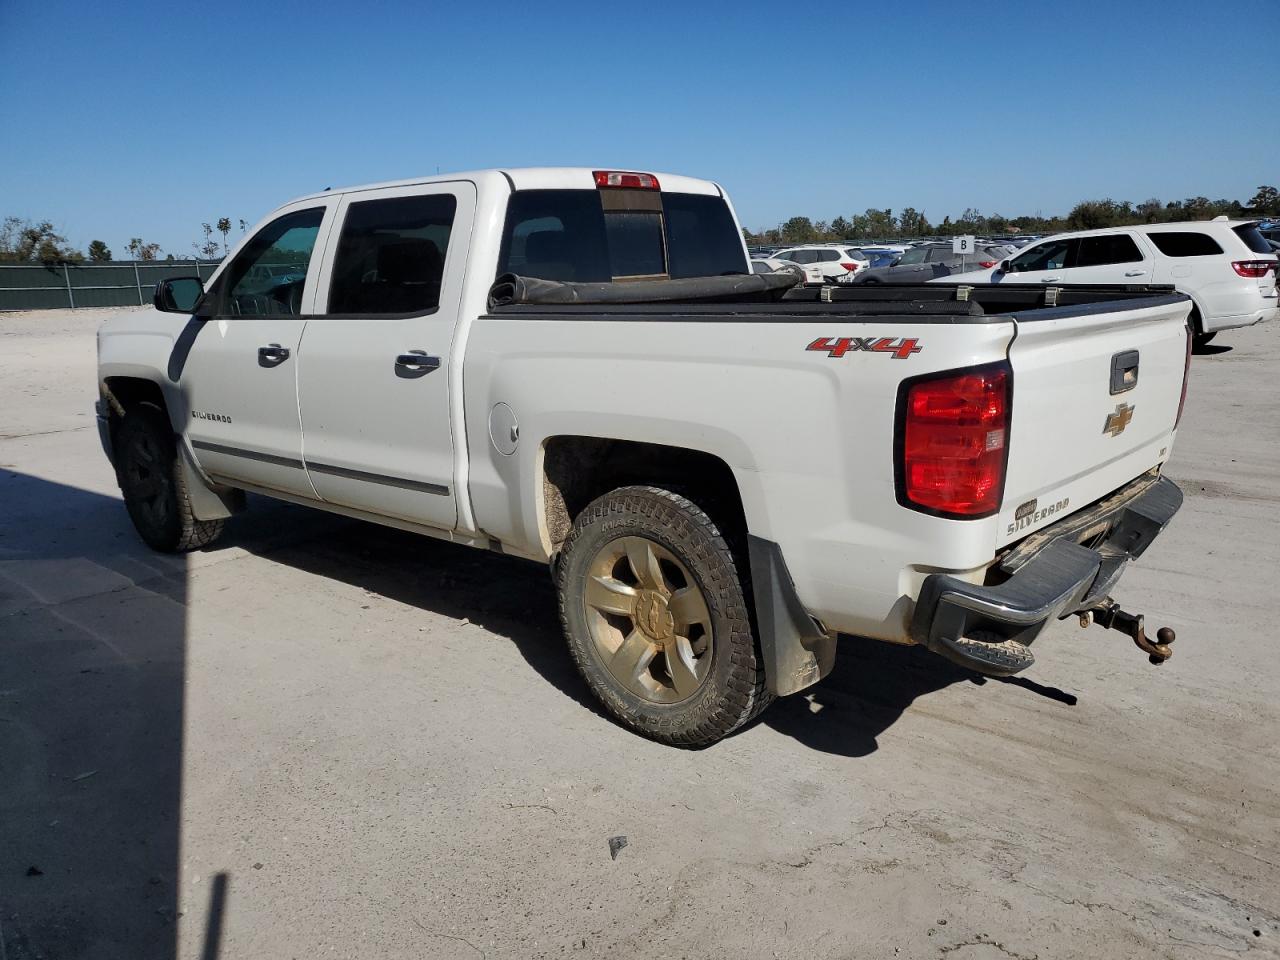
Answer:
1233;224;1273;254
1146;232;1223;257
497;189;747;282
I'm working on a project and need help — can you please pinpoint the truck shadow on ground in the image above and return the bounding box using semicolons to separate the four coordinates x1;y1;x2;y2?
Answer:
218;499;1078;759
0;472;196;960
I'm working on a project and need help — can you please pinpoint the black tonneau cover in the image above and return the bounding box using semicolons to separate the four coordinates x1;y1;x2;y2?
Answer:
487;272;797;309
487;274;1184;319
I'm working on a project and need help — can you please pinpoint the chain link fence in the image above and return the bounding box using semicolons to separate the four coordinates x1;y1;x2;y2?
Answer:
0;260;223;311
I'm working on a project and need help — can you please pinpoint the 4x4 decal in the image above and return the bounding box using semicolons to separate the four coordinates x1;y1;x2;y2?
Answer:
806;336;923;360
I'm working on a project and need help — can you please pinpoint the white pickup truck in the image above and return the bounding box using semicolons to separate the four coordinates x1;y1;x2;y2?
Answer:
96;168;1193;746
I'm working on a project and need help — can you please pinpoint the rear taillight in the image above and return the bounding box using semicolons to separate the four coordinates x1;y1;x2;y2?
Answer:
978;260;997;268
1231;259;1275;278
898;363;1011;517
840;262;860;271
593;170;660;190
1176;323;1192;428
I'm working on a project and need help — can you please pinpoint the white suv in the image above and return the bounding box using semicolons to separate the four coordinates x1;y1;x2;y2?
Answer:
941;220;1278;347
771;245;869;284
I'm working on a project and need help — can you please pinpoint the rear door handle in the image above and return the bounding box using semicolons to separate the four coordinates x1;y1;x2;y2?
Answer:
395;351;441;371
1040;276;1062;282
1124;270;1146;277
258;343;290;367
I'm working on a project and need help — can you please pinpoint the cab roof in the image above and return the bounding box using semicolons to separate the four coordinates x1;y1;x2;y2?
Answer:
290;167;724;205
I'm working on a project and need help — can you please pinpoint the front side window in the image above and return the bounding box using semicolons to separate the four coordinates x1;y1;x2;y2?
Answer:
897;248;927;265
1009;239;1072;272
327;193;456;315
1075;234;1143;267
217;208;324;316
927;247;954;262
791;250;819;264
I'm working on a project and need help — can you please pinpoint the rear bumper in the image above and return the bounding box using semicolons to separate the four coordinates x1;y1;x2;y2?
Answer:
910;475;1183;675
1202;304;1279;333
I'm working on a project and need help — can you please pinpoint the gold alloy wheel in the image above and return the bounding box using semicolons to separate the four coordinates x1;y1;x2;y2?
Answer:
583;535;714;704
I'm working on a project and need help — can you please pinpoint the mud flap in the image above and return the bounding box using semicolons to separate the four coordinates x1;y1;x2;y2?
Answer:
178;441;245;521
747;535;836;696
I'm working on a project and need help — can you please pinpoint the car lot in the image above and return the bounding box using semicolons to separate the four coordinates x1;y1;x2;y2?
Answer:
2;308;1278;959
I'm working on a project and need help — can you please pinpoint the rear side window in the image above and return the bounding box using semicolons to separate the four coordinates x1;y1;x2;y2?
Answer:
1075;234;1143;267
497;189;747;282
327;194;456;315
1233;224;1273;254
1146;232;1223;257
817;249;840;262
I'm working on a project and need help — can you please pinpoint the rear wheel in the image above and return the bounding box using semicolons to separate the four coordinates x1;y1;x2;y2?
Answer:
1192;331;1217;351
556;486;772;747
116;403;225;552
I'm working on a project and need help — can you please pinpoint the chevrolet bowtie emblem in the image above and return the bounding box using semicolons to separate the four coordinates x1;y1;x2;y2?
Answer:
1103;402;1135;437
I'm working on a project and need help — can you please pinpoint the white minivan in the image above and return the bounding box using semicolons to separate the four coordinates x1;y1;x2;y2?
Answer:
940;220;1278;347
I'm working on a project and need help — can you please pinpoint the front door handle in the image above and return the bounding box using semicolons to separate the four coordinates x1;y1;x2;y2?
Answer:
1124;270;1146;277
258;343;290;367
395;350;441;373
1040;276;1062;282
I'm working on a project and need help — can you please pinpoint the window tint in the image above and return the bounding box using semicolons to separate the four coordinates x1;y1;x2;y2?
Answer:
897;248;927;265
1233;224;1273;254
927;247;954;262
1009;239;1072;272
751;261;771;275
817;249;840;262
497;189;747;282
1146;232;1223;257
219;208;324;316
1075;233;1143;267
326;194;456;315
605;211;666;277
791;250;819;264
662;192;748;278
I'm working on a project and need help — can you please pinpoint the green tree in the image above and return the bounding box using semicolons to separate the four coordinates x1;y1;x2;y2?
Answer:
216;217;232;255
780;216;818;243
0;217;83;263
829;215;851;239
1249;185;1280;216
127;237;162;261
87;240;112;261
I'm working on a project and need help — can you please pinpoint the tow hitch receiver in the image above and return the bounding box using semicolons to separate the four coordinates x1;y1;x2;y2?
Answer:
1081;598;1176;665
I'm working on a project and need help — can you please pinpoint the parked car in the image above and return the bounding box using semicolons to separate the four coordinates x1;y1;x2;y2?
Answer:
99;166;1191;747
751;257;806;284
854;242;1010;284
851;247;901;269
938;220;1279;348
771;245;869;283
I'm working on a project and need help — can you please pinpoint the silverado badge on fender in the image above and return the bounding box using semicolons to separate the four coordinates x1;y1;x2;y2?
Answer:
806;336;922;359
1103;402;1135;437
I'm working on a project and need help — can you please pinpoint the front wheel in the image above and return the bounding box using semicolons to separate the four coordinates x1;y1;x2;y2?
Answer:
556;486;772;747
115;403;225;552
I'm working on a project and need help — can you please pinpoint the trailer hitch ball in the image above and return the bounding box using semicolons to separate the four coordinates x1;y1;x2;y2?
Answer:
1088;599;1175;665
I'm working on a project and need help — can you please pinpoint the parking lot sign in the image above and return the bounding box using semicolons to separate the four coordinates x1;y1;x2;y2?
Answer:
952;235;976;255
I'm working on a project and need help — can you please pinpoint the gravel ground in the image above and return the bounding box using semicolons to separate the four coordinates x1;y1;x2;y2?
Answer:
1;307;1278;960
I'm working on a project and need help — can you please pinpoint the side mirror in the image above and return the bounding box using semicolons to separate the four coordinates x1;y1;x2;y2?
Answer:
999;259;1012;273
154;277;205;314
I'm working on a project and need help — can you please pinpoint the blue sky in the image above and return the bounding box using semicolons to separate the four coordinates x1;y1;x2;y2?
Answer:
1;0;1273;256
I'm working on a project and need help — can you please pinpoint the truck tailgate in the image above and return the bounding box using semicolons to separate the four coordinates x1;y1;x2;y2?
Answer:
998;297;1191;547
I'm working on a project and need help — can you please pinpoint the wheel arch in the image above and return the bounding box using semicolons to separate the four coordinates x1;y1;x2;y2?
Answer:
540;435;832;697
